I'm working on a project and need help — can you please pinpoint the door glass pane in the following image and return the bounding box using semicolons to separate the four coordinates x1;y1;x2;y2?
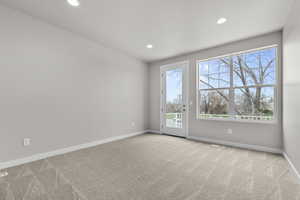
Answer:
165;68;183;128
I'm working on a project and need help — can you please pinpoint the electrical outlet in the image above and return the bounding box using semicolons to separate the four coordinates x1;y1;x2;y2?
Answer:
227;128;233;134
23;138;31;146
131;122;136;127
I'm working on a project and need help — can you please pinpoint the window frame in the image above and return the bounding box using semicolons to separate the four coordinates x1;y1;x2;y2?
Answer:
196;45;279;124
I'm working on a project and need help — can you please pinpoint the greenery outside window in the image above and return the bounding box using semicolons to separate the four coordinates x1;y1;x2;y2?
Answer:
197;46;277;121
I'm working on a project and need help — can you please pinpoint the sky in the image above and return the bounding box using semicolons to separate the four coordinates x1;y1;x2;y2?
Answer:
164;47;276;105
198;47;276;95
166;69;182;103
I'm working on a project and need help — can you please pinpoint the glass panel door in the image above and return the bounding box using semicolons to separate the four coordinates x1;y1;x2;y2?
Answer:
161;62;188;137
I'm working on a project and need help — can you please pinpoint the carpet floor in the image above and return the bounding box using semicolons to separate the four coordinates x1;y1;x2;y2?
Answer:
1;133;300;200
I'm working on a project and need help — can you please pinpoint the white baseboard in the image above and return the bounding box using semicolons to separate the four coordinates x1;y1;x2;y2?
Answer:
145;129;162;134
0;130;147;170
145;130;282;154
187;135;282;154
283;152;300;183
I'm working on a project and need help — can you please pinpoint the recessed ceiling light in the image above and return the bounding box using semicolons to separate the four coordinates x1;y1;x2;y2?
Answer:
217;17;227;24
67;0;80;7
146;44;153;49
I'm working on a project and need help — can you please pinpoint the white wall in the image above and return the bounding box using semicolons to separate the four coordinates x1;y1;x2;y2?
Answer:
0;5;148;163
149;32;282;150
283;0;300;173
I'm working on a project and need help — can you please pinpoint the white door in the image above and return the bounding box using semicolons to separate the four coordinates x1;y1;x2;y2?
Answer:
160;61;188;137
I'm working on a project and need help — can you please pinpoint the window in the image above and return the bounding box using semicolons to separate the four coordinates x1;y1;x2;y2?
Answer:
197;46;277;121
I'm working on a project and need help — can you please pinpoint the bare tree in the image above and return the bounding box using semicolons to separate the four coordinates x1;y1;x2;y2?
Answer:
200;50;275;116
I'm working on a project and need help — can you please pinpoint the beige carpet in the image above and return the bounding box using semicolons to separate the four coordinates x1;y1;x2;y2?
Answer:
1;133;300;200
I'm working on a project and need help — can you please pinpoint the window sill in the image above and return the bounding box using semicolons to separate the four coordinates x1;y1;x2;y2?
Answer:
196;117;278;124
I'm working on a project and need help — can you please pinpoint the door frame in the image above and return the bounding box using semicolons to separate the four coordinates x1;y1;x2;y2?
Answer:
160;61;189;137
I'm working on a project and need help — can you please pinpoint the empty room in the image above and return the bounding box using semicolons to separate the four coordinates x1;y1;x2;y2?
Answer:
1;0;300;199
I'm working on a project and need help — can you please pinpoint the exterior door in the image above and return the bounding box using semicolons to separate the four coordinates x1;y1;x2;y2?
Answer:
160;61;188;137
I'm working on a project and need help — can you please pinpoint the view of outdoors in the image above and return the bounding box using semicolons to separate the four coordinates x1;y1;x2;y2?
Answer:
165;68;183;128
198;47;277;121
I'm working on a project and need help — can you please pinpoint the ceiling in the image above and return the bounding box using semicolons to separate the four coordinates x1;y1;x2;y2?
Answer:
0;0;294;62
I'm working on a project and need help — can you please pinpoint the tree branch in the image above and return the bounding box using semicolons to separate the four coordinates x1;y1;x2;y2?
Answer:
199;80;229;102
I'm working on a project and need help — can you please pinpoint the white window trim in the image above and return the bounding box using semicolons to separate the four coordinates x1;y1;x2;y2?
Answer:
196;45;279;124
